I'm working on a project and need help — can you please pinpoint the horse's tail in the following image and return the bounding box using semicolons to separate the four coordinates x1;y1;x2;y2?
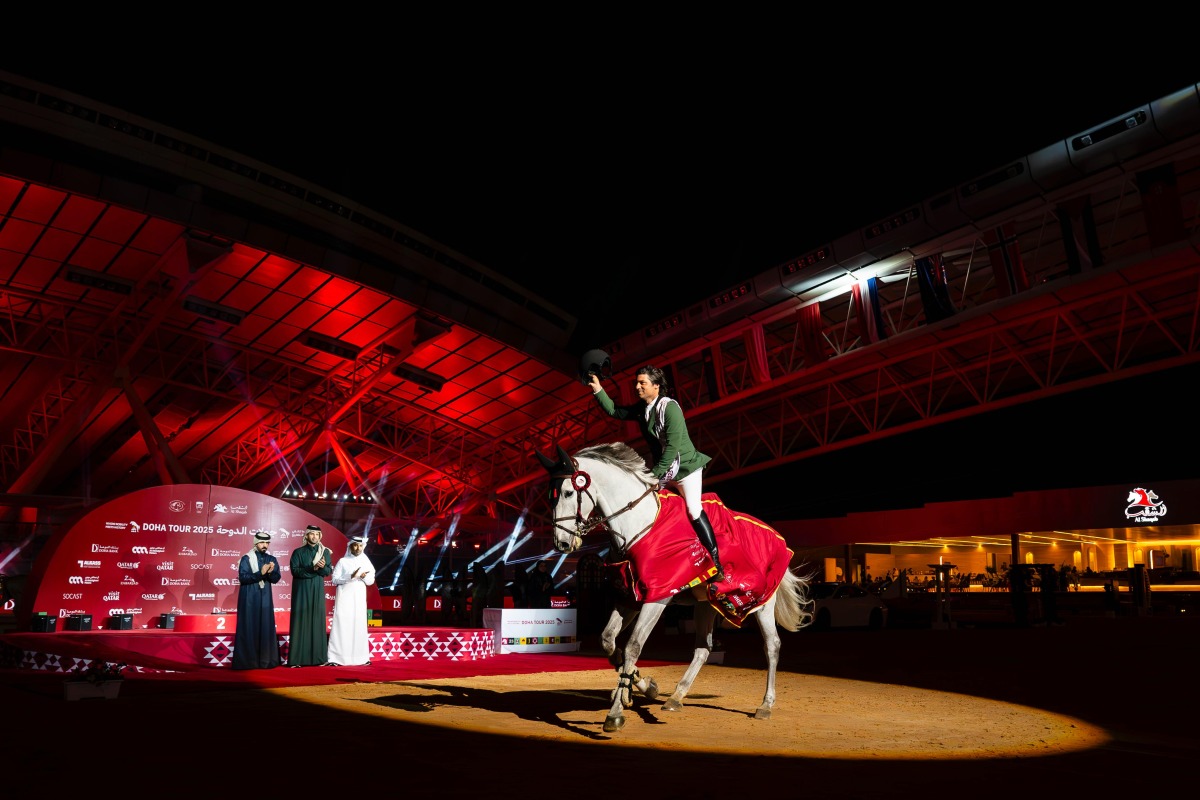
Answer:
774;568;816;632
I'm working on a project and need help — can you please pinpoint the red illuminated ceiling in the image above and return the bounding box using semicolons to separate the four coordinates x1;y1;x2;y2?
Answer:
3;74;1200;547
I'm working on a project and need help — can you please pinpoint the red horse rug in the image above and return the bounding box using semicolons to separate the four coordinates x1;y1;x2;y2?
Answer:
608;491;794;628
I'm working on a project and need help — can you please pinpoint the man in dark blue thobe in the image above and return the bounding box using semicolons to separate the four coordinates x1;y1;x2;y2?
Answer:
232;530;282;670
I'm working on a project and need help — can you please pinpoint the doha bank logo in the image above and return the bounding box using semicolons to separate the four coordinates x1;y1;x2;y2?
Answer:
1125;487;1167;523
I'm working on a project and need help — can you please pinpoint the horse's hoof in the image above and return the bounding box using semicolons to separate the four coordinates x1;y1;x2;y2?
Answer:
662;698;683;712
603;715;625;733
754;707;772;720
644;677;659;701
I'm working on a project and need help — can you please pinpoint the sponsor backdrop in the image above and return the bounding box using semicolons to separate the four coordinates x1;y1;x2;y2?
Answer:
23;484;380;629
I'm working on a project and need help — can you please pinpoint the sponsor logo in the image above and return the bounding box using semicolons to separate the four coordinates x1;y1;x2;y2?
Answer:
213;503;229;513
211;548;241;557
228;505;249;515
102;591;120;601
141;593;166;601
130;521;140;533
161;578;191;586
116;561;140;569
278;594;290;601
91;544;119;553
195;501;204;514
108;608;126;616
212;578;234;586
59;609;86;617
67;576;100;585
157;561;175;571
62;592;84;600
213;607;234;614
77;560;101;569
188;592;216;601
121;576;139;586
179;546;198;556
1125;487;1167;523
131;545;166;555
104;521;129;530
169;500;186;512
189;563;212;570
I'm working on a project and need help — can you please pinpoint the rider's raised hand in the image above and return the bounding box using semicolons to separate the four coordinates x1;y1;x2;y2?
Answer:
588;374;602;395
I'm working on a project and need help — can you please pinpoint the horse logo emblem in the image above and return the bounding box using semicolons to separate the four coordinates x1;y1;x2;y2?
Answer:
1124;487;1167;522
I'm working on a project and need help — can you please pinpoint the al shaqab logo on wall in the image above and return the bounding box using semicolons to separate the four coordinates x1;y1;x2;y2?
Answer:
1124;487;1167;523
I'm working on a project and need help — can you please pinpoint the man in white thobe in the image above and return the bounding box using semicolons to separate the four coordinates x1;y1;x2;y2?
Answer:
325;535;375;666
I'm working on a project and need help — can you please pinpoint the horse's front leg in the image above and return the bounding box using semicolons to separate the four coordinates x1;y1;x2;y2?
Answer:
600;604;659;703
605;602;665;733
662;599;716;712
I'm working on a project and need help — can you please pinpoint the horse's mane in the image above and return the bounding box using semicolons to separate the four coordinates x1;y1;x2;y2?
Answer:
574;442;657;487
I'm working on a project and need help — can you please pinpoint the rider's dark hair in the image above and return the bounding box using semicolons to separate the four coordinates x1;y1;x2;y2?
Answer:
637;365;669;397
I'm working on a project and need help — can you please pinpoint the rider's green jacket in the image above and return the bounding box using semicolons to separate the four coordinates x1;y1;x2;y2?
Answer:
593;389;711;482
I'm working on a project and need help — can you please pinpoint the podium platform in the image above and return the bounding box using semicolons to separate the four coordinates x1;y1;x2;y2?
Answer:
1;625;495;673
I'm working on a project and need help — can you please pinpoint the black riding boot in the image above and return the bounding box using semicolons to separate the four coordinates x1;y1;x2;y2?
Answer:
690;511;725;583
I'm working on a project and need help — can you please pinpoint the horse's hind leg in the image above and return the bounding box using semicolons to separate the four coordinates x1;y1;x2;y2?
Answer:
605;602;665;733
662;601;717;713
753;595;782;720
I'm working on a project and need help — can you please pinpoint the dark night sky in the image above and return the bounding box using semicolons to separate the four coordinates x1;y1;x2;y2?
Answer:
3;52;1192;353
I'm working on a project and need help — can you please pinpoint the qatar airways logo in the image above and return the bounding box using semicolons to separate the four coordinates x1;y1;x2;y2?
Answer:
67;576;100;585
91;544;119;553
157;561;175;571
117;561;140;570
77;559;101;569
189;592;216;601
161;578;190;586
142;593;166;601
103;591;120;601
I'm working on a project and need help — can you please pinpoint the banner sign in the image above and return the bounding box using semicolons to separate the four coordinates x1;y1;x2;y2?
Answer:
482;607;578;654
24;485;380;628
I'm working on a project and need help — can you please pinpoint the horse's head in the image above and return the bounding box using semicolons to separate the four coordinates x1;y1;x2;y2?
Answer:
535;444;596;554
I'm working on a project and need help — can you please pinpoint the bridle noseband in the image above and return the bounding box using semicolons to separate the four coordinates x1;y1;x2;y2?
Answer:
549;456;659;552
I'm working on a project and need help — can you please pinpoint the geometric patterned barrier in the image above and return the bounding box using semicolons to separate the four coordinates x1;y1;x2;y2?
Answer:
0;627;495;673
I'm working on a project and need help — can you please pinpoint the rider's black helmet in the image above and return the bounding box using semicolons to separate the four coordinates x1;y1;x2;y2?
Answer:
578;348;611;385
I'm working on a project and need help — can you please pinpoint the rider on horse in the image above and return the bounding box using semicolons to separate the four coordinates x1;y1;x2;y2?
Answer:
583;353;725;583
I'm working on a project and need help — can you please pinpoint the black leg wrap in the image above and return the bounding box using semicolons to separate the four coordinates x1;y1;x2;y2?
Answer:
690;511;725;582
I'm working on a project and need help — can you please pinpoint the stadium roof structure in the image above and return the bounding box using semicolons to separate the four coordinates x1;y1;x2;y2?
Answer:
3;72;1200;563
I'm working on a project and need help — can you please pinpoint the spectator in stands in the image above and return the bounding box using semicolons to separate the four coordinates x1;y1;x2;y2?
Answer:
527;560;554;608
232;530;282;670
470;563;492;628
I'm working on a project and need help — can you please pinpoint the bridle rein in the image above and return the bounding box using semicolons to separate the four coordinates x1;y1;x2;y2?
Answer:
549;456;659;553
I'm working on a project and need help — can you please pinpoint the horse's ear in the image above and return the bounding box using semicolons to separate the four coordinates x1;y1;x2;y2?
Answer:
556;445;572;469
535;451;557;472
